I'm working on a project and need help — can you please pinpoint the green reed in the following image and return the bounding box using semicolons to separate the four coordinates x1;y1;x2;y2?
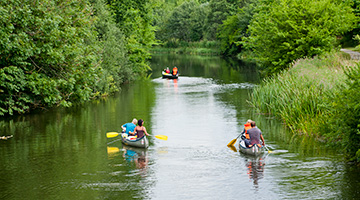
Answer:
249;52;357;137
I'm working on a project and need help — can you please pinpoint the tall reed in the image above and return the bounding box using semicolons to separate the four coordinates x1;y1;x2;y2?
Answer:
249;52;357;137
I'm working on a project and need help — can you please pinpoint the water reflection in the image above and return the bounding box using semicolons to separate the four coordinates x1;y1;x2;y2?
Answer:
122;146;148;170
244;156;265;187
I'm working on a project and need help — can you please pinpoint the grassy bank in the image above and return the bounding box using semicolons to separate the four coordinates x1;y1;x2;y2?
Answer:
249;52;360;163
151;47;221;55
151;40;221;55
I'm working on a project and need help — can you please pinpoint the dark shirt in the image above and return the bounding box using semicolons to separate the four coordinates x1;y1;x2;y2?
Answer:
247;127;262;145
135;126;145;138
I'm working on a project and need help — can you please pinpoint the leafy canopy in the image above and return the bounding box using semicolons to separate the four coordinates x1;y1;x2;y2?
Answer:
241;0;358;75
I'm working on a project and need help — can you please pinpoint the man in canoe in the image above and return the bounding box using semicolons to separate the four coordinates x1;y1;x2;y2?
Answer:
121;118;138;136
245;121;265;148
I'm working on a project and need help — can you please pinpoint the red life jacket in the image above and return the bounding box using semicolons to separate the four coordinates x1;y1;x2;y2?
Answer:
244;123;251;139
172;67;178;75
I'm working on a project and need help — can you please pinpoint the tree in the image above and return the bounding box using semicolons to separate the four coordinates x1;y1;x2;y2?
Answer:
203;0;238;41
163;0;206;42
0;0;101;115
218;0;256;56
324;64;360;162
92;0;132;94
107;0;156;76
242;0;358;75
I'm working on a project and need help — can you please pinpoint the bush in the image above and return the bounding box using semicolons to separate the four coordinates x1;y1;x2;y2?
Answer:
242;0;357;75
323;64;360;162
249;52;360;163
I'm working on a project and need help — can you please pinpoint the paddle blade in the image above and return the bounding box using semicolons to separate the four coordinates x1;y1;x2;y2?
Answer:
107;132;120;138
265;146;273;153
227;139;237;146
228;145;237;152
155;135;168;141
107;146;120;154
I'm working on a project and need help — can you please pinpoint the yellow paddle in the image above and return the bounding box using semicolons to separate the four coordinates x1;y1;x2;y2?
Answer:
227;133;242;146
265;145;273;153
106;132;168;141
107;132;121;138
107;146;120;154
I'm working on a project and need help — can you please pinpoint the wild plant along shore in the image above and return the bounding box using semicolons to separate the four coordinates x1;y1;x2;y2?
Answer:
249;52;360;163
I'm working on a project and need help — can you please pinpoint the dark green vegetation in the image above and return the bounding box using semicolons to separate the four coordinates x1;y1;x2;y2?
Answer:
0;0;155;115
250;53;360;163
155;0;359;72
1;0;360;163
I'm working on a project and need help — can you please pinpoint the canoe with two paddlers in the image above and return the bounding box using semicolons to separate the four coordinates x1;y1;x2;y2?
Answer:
238;139;265;156
162;71;178;79
121;133;149;148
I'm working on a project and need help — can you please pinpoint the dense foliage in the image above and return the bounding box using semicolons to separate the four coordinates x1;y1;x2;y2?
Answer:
241;0;357;75
0;0;100;115
155;0;241;46
0;0;155;116
162;0;206;42
217;0;255;56
108;0;156;76
249;53;360;163
323;64;360;162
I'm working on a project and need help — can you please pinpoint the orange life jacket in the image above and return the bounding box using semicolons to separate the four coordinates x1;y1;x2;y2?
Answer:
244;123;251;139
172;67;178;75
248;143;262;148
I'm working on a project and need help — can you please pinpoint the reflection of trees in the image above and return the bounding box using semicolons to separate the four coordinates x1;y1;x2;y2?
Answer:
151;54;261;90
245;157;265;187
0;80;156;199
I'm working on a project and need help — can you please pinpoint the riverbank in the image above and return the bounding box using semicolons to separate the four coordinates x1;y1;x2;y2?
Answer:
151;40;222;56
249;51;360;163
151;47;221;55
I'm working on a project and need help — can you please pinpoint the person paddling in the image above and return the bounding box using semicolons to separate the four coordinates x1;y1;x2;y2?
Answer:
240;119;253;140
131;119;150;138
172;66;178;75
121;118;137;136
245;121;265;148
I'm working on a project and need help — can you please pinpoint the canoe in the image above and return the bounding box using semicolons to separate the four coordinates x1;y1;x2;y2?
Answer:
238;139;265;156
162;71;178;79
121;133;149;148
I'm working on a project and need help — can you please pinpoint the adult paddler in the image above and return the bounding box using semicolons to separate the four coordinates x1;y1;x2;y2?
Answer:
241;119;253;140
172;66;178;75
246;121;265;148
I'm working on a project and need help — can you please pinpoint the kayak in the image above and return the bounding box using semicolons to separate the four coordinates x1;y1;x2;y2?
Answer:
162;71;178;79
121;133;149;148
238;139;265;156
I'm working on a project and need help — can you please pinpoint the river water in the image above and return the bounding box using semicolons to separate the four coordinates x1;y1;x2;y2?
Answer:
0;54;359;200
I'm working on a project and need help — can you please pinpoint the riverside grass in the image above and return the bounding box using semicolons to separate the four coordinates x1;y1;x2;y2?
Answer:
249;52;357;137
151;40;221;55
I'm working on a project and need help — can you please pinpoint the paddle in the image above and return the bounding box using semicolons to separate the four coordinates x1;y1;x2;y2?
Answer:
107;146;120;154
227;145;237;152
106;132;168;141
265;145;272;153
227;133;242;146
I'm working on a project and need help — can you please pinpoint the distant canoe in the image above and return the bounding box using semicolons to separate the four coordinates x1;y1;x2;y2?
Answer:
238;140;265;156
162;71;178;79
121;133;149;148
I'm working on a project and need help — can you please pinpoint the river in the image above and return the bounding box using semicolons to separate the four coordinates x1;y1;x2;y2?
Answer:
0;54;359;199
